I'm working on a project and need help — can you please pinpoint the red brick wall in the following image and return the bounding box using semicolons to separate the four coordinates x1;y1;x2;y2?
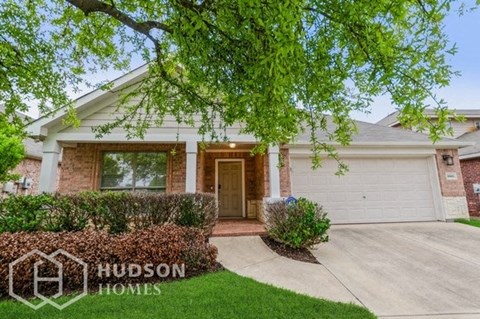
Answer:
262;153;270;197
460;159;480;217
58;143;292;198
12;158;42;194
201;151;260;200
7;157;61;195
196;150;205;192
59;143;185;193
435;149;466;197
255;154;266;198
280;148;291;197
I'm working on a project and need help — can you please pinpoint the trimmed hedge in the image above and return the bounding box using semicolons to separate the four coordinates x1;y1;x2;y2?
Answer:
0;192;218;236
0;225;218;298
265;197;330;249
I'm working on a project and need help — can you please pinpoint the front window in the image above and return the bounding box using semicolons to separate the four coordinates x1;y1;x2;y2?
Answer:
100;152;167;192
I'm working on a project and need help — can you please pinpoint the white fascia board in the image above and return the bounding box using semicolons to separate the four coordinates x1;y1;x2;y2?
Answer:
385;120;400;127
52;132;258;143
27;65;149;138
287;140;473;149
459;153;480;160
289;147;438;157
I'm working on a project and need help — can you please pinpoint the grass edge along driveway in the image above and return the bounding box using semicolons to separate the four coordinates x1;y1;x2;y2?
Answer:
456;218;480;228
0;270;375;319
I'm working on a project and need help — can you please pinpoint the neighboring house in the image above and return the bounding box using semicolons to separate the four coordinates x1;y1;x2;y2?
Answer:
378;109;480;217
27;66;470;224
0;105;61;195
456;131;480;217
377;109;480;138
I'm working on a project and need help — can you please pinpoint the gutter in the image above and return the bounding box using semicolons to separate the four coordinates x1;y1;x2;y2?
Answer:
287;141;474;149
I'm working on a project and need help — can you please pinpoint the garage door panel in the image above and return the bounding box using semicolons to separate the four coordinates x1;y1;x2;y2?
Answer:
291;157;437;223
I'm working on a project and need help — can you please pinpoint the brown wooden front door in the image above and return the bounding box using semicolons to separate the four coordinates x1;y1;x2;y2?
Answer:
218;161;243;217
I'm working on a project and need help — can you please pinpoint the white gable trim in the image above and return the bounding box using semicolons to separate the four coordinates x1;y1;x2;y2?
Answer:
27;64;149;138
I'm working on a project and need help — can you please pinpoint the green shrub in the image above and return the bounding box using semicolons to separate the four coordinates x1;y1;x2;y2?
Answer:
175;196;204;227
0;225;218;298
265;197;330;249
0;194;54;233
167;193;217;235
0;192;218;236
43;193;92;232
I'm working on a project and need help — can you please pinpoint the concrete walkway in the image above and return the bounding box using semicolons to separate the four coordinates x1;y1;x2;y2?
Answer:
211;223;480;319
210;236;361;305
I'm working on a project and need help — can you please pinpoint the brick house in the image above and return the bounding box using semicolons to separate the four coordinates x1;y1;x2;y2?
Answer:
378;109;480;217
456;131;480;217
27;66;470;223
0;106;61;195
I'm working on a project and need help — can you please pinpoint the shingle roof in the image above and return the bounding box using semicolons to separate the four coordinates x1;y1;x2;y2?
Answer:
457;130;480;158
377;109;480;126
294;117;465;146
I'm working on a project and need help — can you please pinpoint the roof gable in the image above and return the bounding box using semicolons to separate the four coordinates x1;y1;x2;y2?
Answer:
27;64;149;138
457;130;480;158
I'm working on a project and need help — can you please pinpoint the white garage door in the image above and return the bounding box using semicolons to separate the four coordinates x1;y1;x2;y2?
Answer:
290;157;438;224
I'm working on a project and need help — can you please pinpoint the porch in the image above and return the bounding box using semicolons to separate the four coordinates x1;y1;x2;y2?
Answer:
37;140;290;231
195;142;288;221
212;219;266;237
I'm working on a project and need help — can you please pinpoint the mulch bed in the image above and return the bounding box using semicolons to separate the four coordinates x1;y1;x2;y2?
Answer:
260;236;320;264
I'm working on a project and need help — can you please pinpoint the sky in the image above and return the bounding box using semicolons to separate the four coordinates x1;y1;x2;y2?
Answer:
51;1;480;124
352;1;480;123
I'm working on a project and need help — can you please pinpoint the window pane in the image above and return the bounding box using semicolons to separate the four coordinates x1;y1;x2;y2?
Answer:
100;152;167;191
101;153;133;189
134;153;167;188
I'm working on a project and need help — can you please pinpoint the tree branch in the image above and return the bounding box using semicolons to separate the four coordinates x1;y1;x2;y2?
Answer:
65;0;173;43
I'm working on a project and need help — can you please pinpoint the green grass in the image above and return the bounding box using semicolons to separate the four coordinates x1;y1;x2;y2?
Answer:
0;271;375;319
456;218;480;228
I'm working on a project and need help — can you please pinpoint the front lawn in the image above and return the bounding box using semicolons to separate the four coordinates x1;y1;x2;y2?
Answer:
456;218;480;228
0;271;375;319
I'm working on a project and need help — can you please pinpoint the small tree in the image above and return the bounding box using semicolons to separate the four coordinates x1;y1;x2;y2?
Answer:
0;115;25;183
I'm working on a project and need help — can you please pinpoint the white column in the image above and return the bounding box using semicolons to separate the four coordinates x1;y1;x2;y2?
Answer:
38;139;61;193
185;141;198;193
268;145;281;198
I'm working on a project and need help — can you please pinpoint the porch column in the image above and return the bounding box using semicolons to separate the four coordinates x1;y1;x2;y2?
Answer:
268;145;281;198
38;139;61;193
185;141;197;193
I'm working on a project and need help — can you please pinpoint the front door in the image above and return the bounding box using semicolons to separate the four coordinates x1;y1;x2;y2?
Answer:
218;161;243;218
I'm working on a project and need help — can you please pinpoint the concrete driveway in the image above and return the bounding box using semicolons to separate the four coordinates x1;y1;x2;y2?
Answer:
311;222;480;318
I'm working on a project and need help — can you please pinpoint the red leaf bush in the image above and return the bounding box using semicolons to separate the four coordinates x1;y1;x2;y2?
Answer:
0;225;218;298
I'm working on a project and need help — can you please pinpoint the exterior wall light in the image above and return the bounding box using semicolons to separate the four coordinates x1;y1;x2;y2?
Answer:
442;155;454;166
229;143;236;149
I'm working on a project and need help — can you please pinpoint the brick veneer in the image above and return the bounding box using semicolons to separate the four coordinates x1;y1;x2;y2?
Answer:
58;143;291;202
12;158;42;194
279;148;291;197
59;143;185;193
460;158;480;217
196;150;205;192
435;149;466;197
200;151;260;201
